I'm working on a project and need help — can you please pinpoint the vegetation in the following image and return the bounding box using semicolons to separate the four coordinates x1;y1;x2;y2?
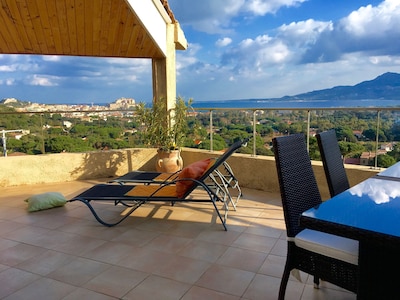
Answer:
1;104;400;168
135;97;192;151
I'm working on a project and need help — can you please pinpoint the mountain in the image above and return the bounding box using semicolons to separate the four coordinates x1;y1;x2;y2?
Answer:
281;72;400;100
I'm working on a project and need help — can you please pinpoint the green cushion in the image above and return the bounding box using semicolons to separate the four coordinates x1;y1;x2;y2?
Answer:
25;192;67;212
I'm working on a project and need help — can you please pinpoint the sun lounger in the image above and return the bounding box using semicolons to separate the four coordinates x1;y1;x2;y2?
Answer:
68;138;249;230
110;160;242;210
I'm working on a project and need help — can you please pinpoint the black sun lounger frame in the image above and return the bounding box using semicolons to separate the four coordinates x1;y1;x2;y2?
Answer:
68;138;249;230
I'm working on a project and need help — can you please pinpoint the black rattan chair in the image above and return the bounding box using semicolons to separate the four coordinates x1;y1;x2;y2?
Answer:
272;133;359;299
316;129;350;197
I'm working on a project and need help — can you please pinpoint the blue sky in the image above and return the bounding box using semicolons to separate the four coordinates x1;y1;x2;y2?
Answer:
1;0;400;104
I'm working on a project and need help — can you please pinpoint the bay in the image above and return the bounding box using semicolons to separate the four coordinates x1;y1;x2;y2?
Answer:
191;99;400;109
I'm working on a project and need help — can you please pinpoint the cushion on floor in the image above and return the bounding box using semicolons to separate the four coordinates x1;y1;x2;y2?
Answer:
25;192;67;212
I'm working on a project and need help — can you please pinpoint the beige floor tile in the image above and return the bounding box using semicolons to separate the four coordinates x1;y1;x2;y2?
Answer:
195;265;255;296
62;287;118;300
145;234;192;254
115;247;175;273
0;243;47;267
216;246;268;272
232;232;279;253
0;219;26;235
16;249;74;276
110;228;160;246
196;229;241;246
152;255;211;284
0;237;19;251
123;275;191;300
52;234;107;256
182;286;240;300
84;266;148;298
3;277;76;300
0;268;40;298
178;239;228;263
242;273;282;300
82;241;137;264
258;254;286;278
1;224;51;244
300;284;356;300
47;257;110;286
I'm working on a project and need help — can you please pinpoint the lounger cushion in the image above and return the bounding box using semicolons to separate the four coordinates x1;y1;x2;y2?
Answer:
176;158;212;198
25;192;67;212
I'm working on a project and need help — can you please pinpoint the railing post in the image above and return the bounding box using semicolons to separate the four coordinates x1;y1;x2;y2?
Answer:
209;110;213;152
307;110;311;152
375;110;381;169
253;110;257;156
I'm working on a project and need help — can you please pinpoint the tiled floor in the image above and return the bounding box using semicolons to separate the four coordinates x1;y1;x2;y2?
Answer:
0;180;356;299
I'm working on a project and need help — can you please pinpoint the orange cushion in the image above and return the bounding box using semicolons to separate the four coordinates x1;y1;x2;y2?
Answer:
176;158;213;198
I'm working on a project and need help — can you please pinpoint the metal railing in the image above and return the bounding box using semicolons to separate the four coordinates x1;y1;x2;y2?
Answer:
1;106;400;168
195;106;400;168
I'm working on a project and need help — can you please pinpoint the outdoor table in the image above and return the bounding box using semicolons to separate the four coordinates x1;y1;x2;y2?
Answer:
301;161;400;299
374;160;400;180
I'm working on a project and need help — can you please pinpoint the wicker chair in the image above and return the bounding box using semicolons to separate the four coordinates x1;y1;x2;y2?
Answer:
316;129;350;197
272;133;359;299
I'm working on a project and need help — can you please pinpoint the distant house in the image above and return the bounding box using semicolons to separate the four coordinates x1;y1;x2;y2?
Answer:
353;130;363;139
344;157;360;165
360;150;387;166
380;143;394;151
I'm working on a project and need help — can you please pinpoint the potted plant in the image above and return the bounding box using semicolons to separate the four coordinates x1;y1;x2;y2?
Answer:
135;97;192;172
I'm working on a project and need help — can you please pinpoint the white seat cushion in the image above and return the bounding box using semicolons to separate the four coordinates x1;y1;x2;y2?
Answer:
294;229;359;265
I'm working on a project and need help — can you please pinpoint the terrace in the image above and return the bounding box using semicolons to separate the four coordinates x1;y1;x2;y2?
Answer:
0;145;379;299
0;1;392;298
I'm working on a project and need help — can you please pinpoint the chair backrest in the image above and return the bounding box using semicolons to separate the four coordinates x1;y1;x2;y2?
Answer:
272;134;322;238
181;138;249;198
316;129;350;197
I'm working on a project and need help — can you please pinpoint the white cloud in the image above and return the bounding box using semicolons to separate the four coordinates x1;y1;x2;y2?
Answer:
216;37;233;47
29;75;59;86
6;79;15;86
169;0;307;34
0;65;16;72
42;55;61;62
221;34;291;73
341;0;400;37
244;0;307;15
278;19;333;45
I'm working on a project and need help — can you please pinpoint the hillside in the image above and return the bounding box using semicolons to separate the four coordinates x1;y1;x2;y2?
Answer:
282;72;400;100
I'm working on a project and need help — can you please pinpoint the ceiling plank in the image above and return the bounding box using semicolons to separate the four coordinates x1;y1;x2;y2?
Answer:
46;0;63;54
65;0;78;55
0;0;171;58
74;0;85;55
55;0;70;54
27;0;49;53
34;0;56;54
1;0;27;53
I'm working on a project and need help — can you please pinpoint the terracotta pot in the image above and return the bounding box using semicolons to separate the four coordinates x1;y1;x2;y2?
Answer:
156;149;183;173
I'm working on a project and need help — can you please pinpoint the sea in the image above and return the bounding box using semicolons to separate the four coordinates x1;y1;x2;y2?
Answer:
190;99;400;109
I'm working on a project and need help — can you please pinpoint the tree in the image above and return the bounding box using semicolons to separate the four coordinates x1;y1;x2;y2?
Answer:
377;154;396;168
338;141;364;158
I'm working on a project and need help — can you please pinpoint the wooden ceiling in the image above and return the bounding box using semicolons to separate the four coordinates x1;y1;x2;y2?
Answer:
0;0;169;58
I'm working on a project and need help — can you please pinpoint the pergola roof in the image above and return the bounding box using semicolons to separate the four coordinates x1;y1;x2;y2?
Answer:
0;0;186;59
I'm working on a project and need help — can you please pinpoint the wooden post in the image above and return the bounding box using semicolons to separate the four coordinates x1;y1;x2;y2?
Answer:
152;23;176;112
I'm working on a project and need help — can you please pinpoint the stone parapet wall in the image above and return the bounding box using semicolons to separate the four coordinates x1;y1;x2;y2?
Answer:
1;148;380;200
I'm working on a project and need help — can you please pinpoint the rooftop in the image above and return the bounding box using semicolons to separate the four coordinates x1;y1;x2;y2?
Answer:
0;179;356;299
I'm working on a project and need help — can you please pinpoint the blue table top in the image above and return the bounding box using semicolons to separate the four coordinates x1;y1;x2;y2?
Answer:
302;177;400;240
376;162;400;179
